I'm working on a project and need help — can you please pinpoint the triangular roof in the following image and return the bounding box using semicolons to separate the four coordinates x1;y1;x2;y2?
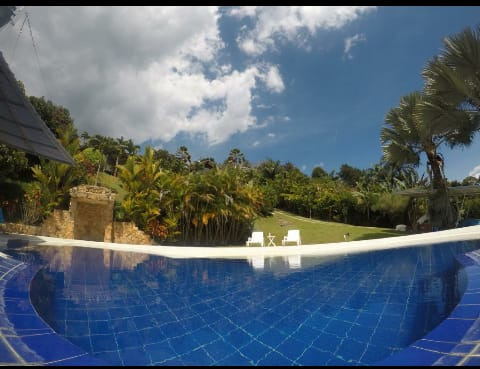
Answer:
395;185;480;198
0;51;75;165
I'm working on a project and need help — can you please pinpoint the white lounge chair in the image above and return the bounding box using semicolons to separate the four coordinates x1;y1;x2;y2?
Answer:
246;231;264;247
282;230;301;246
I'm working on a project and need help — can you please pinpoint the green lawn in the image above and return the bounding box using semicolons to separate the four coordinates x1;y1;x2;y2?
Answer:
254;209;405;245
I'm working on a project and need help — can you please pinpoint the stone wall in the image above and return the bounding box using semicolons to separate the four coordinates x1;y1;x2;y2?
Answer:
112;222;153;245
40;210;74;239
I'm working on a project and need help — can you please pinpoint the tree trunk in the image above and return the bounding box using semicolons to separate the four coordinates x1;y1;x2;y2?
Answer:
426;152;457;229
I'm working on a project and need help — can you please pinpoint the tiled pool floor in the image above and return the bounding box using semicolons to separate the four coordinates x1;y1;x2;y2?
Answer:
1;243;480;365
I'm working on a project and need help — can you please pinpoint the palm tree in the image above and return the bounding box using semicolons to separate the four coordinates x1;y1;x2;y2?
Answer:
381;92;460;229
423;25;480;115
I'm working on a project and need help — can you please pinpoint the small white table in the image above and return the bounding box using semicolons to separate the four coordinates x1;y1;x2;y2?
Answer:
267;233;276;247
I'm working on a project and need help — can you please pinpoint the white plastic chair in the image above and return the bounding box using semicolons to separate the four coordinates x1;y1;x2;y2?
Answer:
246;231;264;247
282;230;301;246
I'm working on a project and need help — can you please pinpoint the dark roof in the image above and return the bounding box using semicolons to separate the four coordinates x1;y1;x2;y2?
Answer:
0;51;75;165
395;185;480;198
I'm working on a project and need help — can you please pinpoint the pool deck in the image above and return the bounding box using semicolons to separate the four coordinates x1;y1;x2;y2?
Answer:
0;226;480;365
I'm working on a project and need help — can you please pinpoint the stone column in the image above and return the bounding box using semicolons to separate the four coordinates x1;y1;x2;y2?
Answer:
69;185;116;242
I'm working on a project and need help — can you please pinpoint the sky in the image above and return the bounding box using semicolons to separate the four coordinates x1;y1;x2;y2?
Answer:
1;6;480;181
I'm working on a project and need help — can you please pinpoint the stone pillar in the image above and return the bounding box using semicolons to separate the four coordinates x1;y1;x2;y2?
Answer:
69;185;116;242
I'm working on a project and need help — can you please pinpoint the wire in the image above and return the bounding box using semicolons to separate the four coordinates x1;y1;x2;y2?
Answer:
25;11;52;99
10;13;27;61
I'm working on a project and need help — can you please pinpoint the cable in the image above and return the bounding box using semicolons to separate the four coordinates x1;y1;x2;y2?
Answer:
10;13;27;61
25;11;52;99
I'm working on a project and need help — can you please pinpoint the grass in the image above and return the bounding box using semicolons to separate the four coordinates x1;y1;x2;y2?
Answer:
254;209;405;245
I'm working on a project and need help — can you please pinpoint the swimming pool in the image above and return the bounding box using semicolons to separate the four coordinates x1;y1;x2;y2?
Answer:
4;240;479;365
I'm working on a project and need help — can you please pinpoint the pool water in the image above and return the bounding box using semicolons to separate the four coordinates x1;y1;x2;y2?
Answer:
10;241;479;365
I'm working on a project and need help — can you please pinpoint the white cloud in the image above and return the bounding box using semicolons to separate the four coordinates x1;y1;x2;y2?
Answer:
267;133;275;138
228;6;258;18
469;165;480;178
230;6;376;56
344;33;366;59
264;65;285;93
1;6;284;146
253;140;261;147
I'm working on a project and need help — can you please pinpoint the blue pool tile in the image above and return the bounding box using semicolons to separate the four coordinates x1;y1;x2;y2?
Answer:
20;333;87;362
91;333;118;352
118;346;151;366
66;309;88;321
133;314;157;330
160;321;187;338
337;338;367;362
460;292;480;305
65;320;90;336
181;347;214;366
377;346;443;366
276;336;307;361
87;309;110;321
92;350;122;366
297;346;332;366
128;305;149;317
168;334;199;354
432;354;464;366
111;318;136;333
180;315;205;331
414;339;456;353
292;324;322;344
216;351;252;366
145;340;176;363
313;332;342;353
115;330;142;349
323;319;352;338
108;307;130;319
89;320;113;335
209;318;237;335
359;343;394;364
426;318;473;342
257;328;287;348
138;326;166;344
65;335;92;351
0;340;21;363
190;326;220;345
356;312;381;328
463;356;480;365
242;319;270;337
203;338;236;362
449;305;480;319
154;310;177;324
200;309;223;323
257;350;294;366
348;323;375;343
225;328;254;348
8;314;50;330
239;340;271;362
47;354;109;366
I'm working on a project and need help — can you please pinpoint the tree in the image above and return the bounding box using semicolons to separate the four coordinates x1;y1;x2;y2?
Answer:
224;148;248;169
175;146;191;172
423;25;480;119
338;164;364;187
311;166;328;179
381;91;462;229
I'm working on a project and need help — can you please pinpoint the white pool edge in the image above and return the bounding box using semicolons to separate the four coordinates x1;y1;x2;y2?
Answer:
2;225;480;259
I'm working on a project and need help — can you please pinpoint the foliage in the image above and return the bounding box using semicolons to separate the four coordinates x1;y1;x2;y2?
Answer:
0;144;29;181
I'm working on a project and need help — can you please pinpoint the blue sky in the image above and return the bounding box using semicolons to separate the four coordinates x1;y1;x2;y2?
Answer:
2;6;480;180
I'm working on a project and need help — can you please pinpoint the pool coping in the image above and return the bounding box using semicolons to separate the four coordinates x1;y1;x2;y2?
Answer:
0;226;480;365
2;224;480;259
